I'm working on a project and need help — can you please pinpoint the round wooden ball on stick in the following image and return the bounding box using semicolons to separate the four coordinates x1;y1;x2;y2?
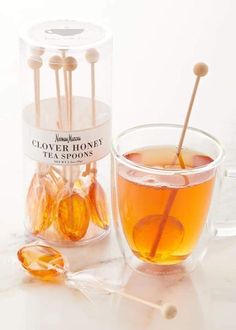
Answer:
63;56;77;130
28;55;43;70
49;55;63;71
48;54;67;183
63;56;78;184
84;49;109;230
133;62;209;262
49;55;63;129
27;54;56;236
54;56;90;241
85;48;100;64
176;62;208;156
63;56;78;72
83;48;100;177
193;62;208;77
31;47;45;56
85;48;99;128
62;56;78;186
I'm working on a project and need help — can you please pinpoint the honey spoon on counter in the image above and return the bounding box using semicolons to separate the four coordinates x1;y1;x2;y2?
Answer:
17;244;177;320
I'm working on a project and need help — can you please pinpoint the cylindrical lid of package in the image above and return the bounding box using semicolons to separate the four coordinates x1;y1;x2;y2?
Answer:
20;19;112;51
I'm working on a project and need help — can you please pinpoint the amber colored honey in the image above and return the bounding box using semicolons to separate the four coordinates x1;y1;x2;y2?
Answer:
26;169;109;242
88;179;109;230
56;191;90;241
26;174;54;235
117;146;215;265
17;245;65;281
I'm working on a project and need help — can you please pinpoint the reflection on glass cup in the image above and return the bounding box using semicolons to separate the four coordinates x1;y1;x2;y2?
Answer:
112;124;235;274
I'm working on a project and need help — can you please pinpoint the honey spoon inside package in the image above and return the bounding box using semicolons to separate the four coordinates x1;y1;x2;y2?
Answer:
20;20;112;246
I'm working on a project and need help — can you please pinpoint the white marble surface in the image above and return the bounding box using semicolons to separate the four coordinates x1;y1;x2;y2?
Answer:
1;230;236;330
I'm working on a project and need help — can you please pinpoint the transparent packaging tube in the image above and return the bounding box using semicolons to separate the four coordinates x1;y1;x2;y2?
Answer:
19;20;112;246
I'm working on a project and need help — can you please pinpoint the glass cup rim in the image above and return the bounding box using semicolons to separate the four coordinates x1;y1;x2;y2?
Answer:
111;123;225;176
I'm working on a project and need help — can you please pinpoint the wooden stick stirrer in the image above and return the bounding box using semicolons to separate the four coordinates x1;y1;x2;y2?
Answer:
28;49;44;173
86;49;99;127
64;57;77;130
49;55;63;130
114;290;177;320
83;49;99;177
149;62;208;258
48;55;68;181
61;50;69;129
28;54;43;128
63;56;78;186
176;63;208;156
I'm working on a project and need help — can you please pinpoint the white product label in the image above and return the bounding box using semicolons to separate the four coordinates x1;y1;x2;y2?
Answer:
23;120;111;165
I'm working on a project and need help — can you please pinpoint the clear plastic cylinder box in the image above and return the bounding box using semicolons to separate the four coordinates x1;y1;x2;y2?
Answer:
19;20;112;246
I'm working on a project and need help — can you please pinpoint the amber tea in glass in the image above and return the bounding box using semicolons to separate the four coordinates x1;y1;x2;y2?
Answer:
117;145;215;265
112;124;227;274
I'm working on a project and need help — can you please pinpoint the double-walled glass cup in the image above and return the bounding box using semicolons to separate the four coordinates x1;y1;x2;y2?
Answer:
112;124;236;275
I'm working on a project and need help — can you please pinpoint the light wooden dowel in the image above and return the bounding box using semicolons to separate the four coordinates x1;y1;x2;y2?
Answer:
68;70;73;130
177;76;200;156
149;62;208;258
34;69;40;127
114;289;177;319
55;70;62;129
62;51;69;130
49;55;63;130
91;62;96;127
83;49;100;177
63;56;78;187
28;55;43;173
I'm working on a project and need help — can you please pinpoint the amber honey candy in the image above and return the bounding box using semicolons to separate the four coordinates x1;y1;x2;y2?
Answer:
117;146;215;265
88;179;109;230
26;174;53;235
17;245;65;281
26;167;109;243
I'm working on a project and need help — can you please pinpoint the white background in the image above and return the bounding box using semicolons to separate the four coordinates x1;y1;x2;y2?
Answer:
1;0;236;137
0;1;236;329
1;0;236;230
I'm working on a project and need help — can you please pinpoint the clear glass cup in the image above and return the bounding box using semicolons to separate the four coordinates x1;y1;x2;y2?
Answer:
111;124;235;275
